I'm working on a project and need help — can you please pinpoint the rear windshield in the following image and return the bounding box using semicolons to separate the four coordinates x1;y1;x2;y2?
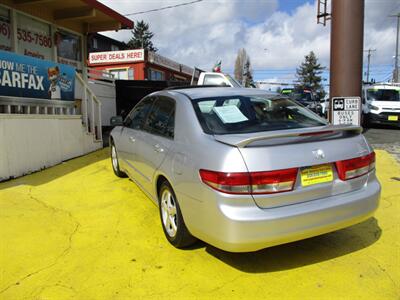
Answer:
367;89;399;101
192;95;327;135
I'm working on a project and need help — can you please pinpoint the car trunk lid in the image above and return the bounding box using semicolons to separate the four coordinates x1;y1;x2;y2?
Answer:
213;125;372;209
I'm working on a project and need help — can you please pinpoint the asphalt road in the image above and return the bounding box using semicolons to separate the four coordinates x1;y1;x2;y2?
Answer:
363;125;400;162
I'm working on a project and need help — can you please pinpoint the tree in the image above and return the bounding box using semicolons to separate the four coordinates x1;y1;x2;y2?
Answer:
127;20;157;52
234;48;254;87
234;48;246;83
243;58;254;87
296;51;325;98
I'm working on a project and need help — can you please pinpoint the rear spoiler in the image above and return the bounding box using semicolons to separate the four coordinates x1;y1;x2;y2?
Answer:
213;125;363;148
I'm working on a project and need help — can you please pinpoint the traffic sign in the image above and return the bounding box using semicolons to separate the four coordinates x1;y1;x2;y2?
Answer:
331;97;361;126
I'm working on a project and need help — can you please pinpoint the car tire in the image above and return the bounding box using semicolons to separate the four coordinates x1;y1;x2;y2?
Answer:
110;141;127;178
158;181;197;248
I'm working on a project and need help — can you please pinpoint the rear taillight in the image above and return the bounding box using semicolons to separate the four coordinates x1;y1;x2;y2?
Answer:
250;169;298;194
199;168;298;195
198;170;251;194
335;152;375;181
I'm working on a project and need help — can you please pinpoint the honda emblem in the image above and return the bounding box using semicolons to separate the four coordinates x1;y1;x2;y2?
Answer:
312;149;325;159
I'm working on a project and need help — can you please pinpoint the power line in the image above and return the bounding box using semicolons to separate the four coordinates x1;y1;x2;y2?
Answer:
364;4;399;53
377;72;393;82
124;0;203;16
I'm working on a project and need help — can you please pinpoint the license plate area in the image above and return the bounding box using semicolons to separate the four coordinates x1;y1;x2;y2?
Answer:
301;164;333;187
388;115;398;121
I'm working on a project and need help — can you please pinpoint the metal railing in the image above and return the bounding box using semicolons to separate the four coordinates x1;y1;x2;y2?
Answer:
0;71;102;141
86;67;115;83
0;96;77;115
75;72;102;141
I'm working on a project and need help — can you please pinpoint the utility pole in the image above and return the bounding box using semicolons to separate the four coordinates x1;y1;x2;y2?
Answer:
389;13;400;82
329;0;364;121
364;49;376;83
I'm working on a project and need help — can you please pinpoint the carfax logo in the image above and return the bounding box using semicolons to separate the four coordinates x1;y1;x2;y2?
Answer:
0;60;45;91
0;50;75;100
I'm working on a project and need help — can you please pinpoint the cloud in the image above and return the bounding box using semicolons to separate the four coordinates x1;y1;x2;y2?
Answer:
99;0;397;79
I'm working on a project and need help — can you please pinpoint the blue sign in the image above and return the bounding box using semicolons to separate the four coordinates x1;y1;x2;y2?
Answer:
0;50;75;101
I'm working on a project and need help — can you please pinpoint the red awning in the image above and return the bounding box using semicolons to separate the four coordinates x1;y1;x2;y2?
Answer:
81;0;133;30
7;0;133;33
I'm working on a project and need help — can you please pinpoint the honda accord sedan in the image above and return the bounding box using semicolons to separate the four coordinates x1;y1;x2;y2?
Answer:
109;87;380;252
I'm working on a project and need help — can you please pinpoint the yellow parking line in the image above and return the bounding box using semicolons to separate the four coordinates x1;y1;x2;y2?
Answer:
0;149;399;299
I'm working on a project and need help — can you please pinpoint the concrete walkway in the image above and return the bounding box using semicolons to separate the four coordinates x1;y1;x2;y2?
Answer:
0;149;399;299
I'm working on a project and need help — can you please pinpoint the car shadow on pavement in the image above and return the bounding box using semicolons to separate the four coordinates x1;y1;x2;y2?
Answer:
204;217;381;273
0;148;108;189
363;124;400;132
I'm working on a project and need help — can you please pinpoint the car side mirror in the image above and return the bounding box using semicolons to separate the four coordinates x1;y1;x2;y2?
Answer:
110;116;123;126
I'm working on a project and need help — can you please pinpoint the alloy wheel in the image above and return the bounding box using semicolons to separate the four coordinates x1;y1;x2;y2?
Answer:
160;188;178;238
111;145;118;171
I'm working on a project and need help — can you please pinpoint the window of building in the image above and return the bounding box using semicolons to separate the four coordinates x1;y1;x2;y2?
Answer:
108;68;134;80
109;68;131;80
93;38;98;49
111;44;119;51
55;30;82;69
148;68;164;81
16;13;52;60
0;6;11;52
128;68;134;79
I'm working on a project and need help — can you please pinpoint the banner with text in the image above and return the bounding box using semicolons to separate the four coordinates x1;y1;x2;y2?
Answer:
89;49;144;65
0;50;75;100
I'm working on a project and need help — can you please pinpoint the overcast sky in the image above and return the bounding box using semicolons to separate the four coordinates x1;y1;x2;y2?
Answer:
99;0;399;85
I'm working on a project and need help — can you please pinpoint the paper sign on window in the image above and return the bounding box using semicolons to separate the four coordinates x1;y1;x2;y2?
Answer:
213;105;248;123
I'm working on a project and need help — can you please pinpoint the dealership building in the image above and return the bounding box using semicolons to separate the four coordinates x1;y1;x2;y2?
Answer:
88;47;194;82
0;0;133;181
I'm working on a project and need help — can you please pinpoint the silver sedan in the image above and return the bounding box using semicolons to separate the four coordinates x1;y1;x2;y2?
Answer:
109;87;380;252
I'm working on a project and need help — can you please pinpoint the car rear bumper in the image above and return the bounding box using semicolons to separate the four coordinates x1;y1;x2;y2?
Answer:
181;176;380;252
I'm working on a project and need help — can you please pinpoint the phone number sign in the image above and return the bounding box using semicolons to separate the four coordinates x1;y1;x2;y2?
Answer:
331;97;361;126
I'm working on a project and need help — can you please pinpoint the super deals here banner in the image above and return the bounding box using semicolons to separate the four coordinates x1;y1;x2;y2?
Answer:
0;50;75;100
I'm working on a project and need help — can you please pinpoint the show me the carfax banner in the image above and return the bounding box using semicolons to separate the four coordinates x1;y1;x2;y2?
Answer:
0;50;75;100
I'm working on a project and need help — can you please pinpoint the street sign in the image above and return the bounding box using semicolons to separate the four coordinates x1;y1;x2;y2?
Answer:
331;97;361;126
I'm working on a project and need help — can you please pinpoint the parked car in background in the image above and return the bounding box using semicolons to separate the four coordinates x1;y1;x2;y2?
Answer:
194;72;243;87
109;87;380;252
281;87;319;113
362;83;400;127
317;96;330;118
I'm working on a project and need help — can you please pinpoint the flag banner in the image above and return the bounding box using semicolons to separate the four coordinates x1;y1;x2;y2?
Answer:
213;60;222;73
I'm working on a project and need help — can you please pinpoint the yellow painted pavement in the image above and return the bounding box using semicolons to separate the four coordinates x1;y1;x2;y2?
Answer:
0;149;399;300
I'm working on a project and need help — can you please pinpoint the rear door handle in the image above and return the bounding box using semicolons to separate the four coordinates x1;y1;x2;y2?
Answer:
129;136;136;143
154;144;164;153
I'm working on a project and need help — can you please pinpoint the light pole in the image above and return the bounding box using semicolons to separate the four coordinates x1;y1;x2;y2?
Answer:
389;13;400;82
364;49;376;83
329;0;364;121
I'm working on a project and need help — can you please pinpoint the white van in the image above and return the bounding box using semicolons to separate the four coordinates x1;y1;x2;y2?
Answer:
195;72;243;87
362;83;400;127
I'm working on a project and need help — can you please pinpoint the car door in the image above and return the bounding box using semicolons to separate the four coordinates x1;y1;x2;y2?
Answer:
132;96;175;193
116;96;155;177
